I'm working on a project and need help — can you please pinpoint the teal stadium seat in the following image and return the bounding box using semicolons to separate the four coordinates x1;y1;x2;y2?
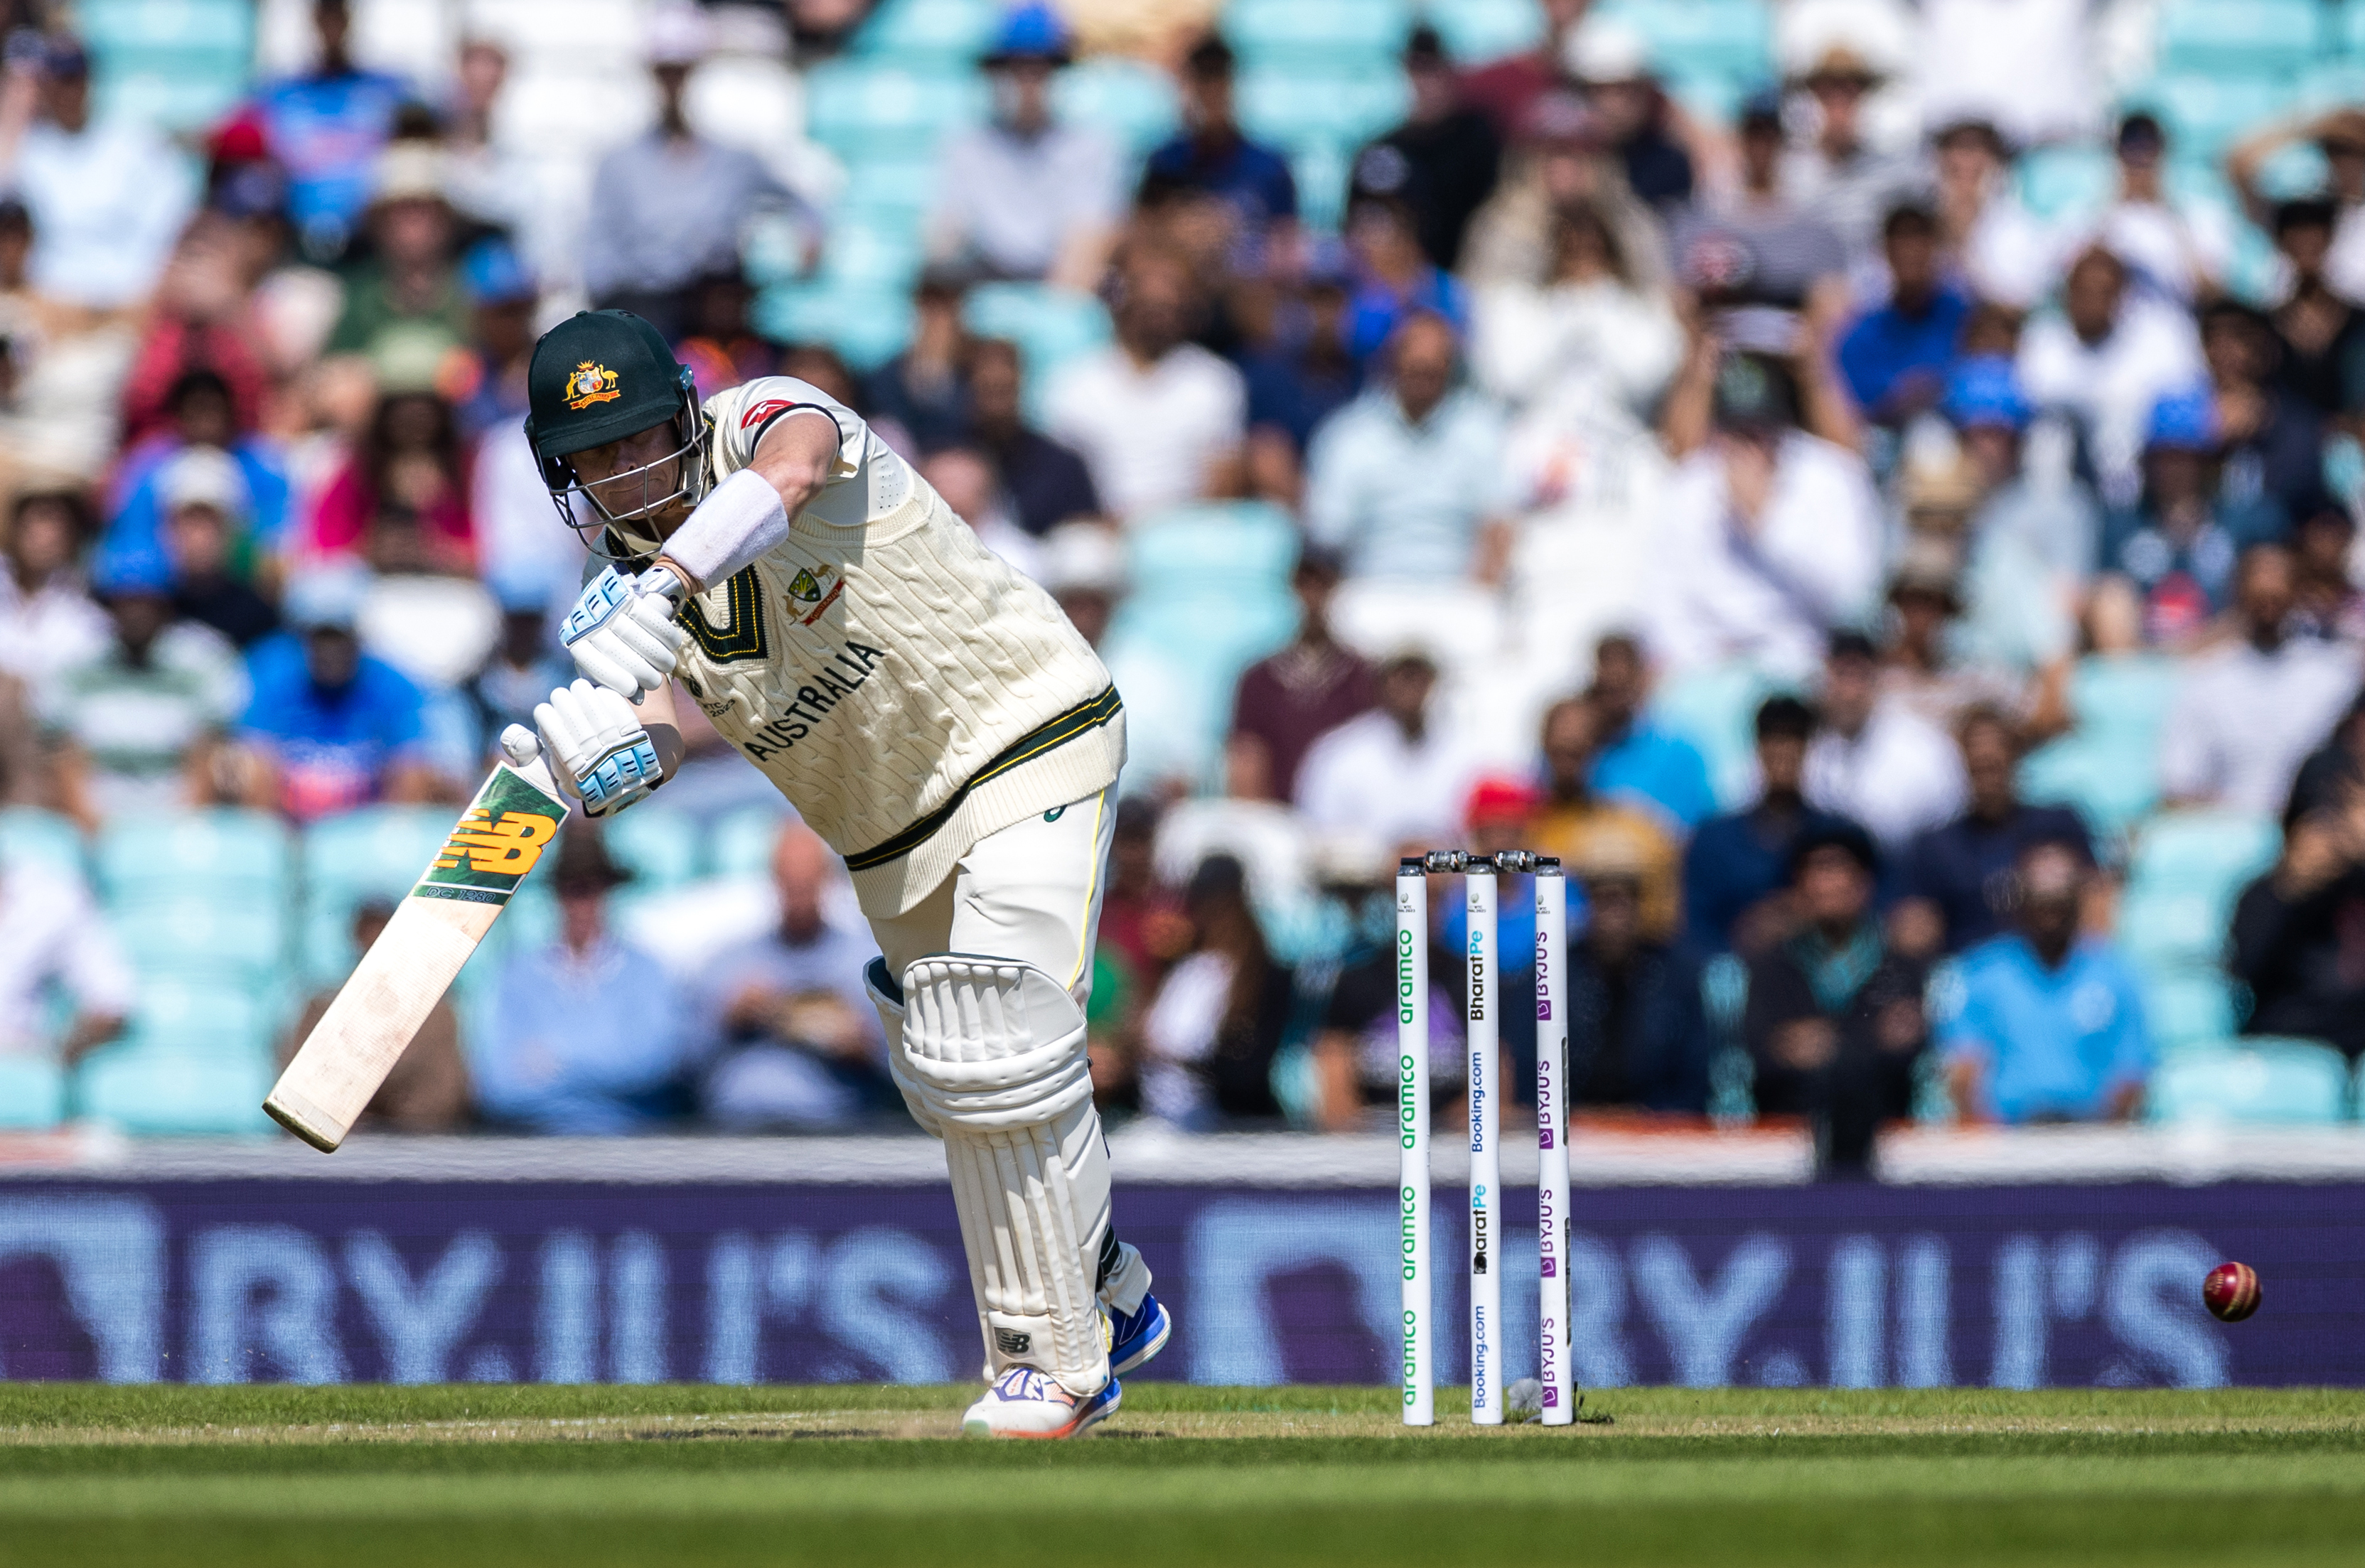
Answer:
300;806;458;984
1427;0;1545;63
1594;0;1772;80
710;805;795;880
853;0;1001;61
833;154;941;227
0;807;85;879
1237;68;1410;151
2154;0;2322;79
803;62;987;158
1226;0;1416;65
819;218;928;293
2138;75;2303;162
2143;970;2240;1054
1292;141;1353;233
75;1040;274;1134
111;897;287;987
2148;1038;2349;1126
2018;655;2177;837
1053;57;1181;157
134;975;273;1056
97;810;292;906
601;806;704;890
2017;146;2115;221
756;282;915;370
2125;812;2281;898
0;1056;64;1130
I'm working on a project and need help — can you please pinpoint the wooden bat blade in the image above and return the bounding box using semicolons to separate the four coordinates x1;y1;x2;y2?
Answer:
266;756;567;1151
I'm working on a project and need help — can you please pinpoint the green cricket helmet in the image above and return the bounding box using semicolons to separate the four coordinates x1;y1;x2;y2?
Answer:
523;308;709;553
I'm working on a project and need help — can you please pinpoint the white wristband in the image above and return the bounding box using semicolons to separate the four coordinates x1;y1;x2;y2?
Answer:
659;466;792;589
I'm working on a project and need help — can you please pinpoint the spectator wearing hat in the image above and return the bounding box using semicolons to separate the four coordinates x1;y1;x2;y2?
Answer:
958;338;1103;536
2085;113;2231;306
104;370;295;569
692;822;896;1130
1461;89;1668;296
2231;739;2365;1060
249;0;411;257
1743;820;1927;1164
1531;694;1681;943
323;141;469;380
286;898;468;1132
2162;544;2362;817
1780;43;1920;259
1806;630;1966;850
1354;26;1502;274
449;240;542;439
2231;107;2365;306
1471;193;1681;424
1583;632;1716;832
580;5;808;339
157;449;277;649
1041;249;1245;523
2100;390;2289;645
1879;536;2026;736
39;544;248;824
0;34;195;309
477;828;692;1134
1238;240;1364;456
1946;358;2101;628
2200;301;2326;528
1648;352;1882;677
1927;119;2053;313
2017;242;2205;508
238;566;441;822
1683;696;1867;958
2262;198;2365;421
928;3;1123;289
1666;88;1850;345
1460;0;1589;144
1228;547;1375;806
1139;36;1297;246
1305;311;1508;583
1940;837;2149;1124
1894;707;2092;959
1838;204;1970;429
1565;849;1710;1115
1298;644;1472;847
1564;17;1693;213
0;489;107;694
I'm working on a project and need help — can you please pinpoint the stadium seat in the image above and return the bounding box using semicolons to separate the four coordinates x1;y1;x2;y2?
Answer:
2143;971;2240;1053
835;152;943;225
300;807;461;984
852;0;1000;62
0;1056;64;1130
803;62;987;157
1427;0;1545;63
2138;75;2303;162
601;806;704;890
1053;57;1181;157
93;68;247;134
2154;0;2322;79
2148;1039;2349;1126
97;810;293;907
112;898;289;987
1292;141;1352;233
755;282;915;371
1237;68;1410;151
2017;145;2115;220
0;808;85;879
709;805;794;880
136;976;274;1058
74;1040;276;1135
2125;812;2281;899
2115;887;2231;975
79;0;252;52
1227;0;1417;66
2017;656;2177;837
1646;662;1796;810
1593;0;1774;80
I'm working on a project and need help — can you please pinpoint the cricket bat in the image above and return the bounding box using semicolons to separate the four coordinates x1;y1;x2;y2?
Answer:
265;748;569;1151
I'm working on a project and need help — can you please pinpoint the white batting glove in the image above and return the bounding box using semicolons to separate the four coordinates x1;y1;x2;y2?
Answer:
560;565;688;700
534;679;663;817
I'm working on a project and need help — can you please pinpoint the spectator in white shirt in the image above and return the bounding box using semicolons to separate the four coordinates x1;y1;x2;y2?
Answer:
927;4;1122;289
1304;311;1512;583
1297;646;1472;847
2017;242;2205;508
1042;249;1245;522
1647;353;1884;679
0;36;195;310
0;856;132;1062
1470;197;1682;424
2162;545;2363;818
1806;631;1968;849
2081;113;2231;307
0;489;106;693
1929;119;2055;312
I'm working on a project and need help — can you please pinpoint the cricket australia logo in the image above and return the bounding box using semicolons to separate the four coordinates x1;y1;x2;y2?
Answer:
784;565;845;626
564;360;621;410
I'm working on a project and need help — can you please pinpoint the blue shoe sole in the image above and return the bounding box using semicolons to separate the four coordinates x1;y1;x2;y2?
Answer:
1110;1302;1171;1376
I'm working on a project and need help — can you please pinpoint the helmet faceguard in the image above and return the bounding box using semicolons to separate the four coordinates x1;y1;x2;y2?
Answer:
540;375;712;562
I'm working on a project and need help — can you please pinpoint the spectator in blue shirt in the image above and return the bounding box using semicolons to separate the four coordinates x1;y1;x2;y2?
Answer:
1240;240;1363;456
1341;190;1470;363
1894;706;2093;957
2101;390;2290;645
1683;696;1862;957
476;830;692;1134
240;567;441;821
1139;36;1296;243
1838;204;1970;428
1585;632;1717;832
1941;837;2151;1123
250;0;412;257
105;370;294;565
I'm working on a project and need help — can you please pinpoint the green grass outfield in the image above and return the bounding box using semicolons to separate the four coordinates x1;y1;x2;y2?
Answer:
2;1384;2361;1566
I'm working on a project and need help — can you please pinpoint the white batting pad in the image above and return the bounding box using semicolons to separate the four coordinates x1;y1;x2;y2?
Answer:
899;955;1110;1397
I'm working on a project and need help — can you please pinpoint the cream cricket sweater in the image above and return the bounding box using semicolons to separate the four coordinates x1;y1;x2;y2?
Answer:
666;377;1124;916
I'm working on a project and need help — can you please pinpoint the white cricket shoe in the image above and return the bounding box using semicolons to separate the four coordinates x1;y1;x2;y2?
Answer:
960;1366;1121;1439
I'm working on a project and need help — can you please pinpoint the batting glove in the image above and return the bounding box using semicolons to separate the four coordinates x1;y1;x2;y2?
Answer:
535;679;663;817
561;565;689;700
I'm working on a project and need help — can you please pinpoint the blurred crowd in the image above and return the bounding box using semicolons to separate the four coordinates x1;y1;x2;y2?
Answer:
8;0;2365;1149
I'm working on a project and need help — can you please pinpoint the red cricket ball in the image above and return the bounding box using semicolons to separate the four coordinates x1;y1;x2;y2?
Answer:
2204;1262;2261;1323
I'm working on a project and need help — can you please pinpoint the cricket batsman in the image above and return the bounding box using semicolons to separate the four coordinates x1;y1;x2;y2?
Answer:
509;309;1164;1437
